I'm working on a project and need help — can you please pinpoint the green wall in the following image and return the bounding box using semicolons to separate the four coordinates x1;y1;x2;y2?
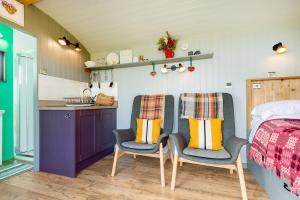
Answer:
0;22;13;161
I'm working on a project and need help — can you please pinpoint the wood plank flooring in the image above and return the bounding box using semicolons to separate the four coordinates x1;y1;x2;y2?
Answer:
0;154;269;200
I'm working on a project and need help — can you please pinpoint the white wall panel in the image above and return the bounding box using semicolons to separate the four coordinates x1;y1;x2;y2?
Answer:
92;27;300;162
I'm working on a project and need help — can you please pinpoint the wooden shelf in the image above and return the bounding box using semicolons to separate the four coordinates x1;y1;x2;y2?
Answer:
87;53;214;70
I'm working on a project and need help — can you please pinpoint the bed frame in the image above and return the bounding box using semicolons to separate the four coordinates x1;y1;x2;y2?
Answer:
246;76;300;200
246;76;300;128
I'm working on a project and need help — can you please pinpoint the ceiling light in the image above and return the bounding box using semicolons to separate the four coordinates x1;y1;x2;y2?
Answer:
74;43;81;51
58;36;81;52
58;37;68;46
161;64;168;73
273;42;288;54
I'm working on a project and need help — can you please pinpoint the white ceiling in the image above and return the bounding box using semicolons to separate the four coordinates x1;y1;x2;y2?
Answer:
36;0;300;53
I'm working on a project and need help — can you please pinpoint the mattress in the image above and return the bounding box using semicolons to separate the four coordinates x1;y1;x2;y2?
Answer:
248;158;298;200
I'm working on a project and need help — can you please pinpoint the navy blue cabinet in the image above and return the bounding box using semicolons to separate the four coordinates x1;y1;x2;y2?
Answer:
40;108;116;177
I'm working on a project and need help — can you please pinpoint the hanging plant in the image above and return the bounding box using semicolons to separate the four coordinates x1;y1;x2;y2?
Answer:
157;31;177;59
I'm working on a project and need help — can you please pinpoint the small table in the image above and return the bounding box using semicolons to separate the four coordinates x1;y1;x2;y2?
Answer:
0;110;5;166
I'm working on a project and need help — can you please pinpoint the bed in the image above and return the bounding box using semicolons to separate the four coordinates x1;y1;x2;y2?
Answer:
246;76;300;200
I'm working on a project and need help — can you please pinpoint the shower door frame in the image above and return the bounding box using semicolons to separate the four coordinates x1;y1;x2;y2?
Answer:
15;54;35;158
13;28;39;171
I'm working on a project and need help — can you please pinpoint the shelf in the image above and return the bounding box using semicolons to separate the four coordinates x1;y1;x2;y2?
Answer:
87;53;214;70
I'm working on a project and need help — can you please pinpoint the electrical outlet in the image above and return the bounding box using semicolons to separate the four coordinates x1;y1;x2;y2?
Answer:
252;83;261;89
225;82;232;88
40;68;47;75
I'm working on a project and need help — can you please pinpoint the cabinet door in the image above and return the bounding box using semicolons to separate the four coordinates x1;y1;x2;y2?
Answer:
77;110;95;161
40;110;76;177
95;109;116;153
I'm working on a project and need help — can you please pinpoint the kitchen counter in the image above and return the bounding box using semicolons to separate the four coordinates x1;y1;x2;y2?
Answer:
39;101;118;111
39;103;117;177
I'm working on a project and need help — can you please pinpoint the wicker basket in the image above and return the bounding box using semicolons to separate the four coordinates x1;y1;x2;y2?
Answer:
96;93;115;106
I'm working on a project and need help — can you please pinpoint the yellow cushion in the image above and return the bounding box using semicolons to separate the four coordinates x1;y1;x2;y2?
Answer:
136;118;161;144
188;118;223;150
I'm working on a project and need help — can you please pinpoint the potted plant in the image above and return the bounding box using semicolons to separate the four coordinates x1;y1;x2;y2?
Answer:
157;31;177;59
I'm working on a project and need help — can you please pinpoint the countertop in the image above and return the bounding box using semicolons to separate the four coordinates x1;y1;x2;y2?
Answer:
39;101;118;111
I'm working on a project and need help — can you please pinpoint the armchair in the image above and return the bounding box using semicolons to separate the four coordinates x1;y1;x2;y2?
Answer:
111;95;174;187
169;93;248;200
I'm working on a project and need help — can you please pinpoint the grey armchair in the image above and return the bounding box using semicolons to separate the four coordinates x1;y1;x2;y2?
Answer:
111;95;174;187
169;93;248;200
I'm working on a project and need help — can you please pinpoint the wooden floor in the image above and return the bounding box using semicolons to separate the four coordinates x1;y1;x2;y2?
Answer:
0;154;269;200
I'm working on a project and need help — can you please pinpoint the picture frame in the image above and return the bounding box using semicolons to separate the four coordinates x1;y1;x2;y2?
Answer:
0;0;24;27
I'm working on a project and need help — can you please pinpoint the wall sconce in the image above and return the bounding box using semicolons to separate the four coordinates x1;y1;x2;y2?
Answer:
0;32;3;39
58;36;81;51
161;63;187;73
273;42;287;54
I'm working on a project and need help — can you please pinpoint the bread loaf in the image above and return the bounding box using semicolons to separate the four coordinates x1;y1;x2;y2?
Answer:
96;93;115;106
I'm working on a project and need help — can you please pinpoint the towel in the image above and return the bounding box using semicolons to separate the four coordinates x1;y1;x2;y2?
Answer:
181;93;223;120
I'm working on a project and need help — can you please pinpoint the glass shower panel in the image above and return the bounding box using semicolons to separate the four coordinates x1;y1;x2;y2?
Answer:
15;54;34;157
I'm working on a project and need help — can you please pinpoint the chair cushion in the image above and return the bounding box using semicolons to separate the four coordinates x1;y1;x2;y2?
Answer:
183;147;231;159
121;141;156;150
136;118;161;144
188;118;223;150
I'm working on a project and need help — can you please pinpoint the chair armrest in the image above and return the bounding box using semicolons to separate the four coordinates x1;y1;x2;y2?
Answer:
113;129;135;147
224;136;248;161
169;133;188;155
156;132;169;146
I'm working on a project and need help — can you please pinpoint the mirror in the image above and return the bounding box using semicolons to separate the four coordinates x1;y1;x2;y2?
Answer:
0;51;6;82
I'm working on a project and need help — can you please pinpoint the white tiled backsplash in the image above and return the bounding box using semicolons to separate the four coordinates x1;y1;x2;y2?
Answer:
39;74;118;100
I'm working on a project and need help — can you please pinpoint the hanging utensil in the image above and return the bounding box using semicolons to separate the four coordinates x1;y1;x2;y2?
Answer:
109;69;114;87
104;70;108;82
97;71;101;88
89;72;94;88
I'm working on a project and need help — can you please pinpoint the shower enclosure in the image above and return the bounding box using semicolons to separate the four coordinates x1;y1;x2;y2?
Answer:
14;54;35;157
13;29;37;160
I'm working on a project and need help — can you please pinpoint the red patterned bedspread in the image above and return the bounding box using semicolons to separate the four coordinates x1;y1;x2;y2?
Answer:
248;119;300;195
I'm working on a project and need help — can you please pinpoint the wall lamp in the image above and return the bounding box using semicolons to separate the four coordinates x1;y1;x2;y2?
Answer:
161;63;186;73
273;42;287;54
58;36;81;51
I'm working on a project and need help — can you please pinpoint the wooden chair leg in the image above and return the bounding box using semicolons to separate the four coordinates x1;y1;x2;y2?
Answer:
159;143;166;187
236;154;248;200
171;150;179;190
230;169;234;174
180;161;183;167
133;154;136;159
111;145;119;177
167;140;173;164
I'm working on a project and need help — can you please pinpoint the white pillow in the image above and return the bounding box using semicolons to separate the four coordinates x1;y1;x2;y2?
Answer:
251;100;300;120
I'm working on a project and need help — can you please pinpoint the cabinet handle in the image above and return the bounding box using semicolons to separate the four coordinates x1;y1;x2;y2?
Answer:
65;113;71;119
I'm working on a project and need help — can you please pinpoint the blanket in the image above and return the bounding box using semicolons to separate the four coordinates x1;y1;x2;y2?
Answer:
248;119;300;195
180;93;223;120
139;95;165;128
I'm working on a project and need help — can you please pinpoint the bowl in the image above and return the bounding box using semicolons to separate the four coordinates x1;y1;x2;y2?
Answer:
84;61;97;68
